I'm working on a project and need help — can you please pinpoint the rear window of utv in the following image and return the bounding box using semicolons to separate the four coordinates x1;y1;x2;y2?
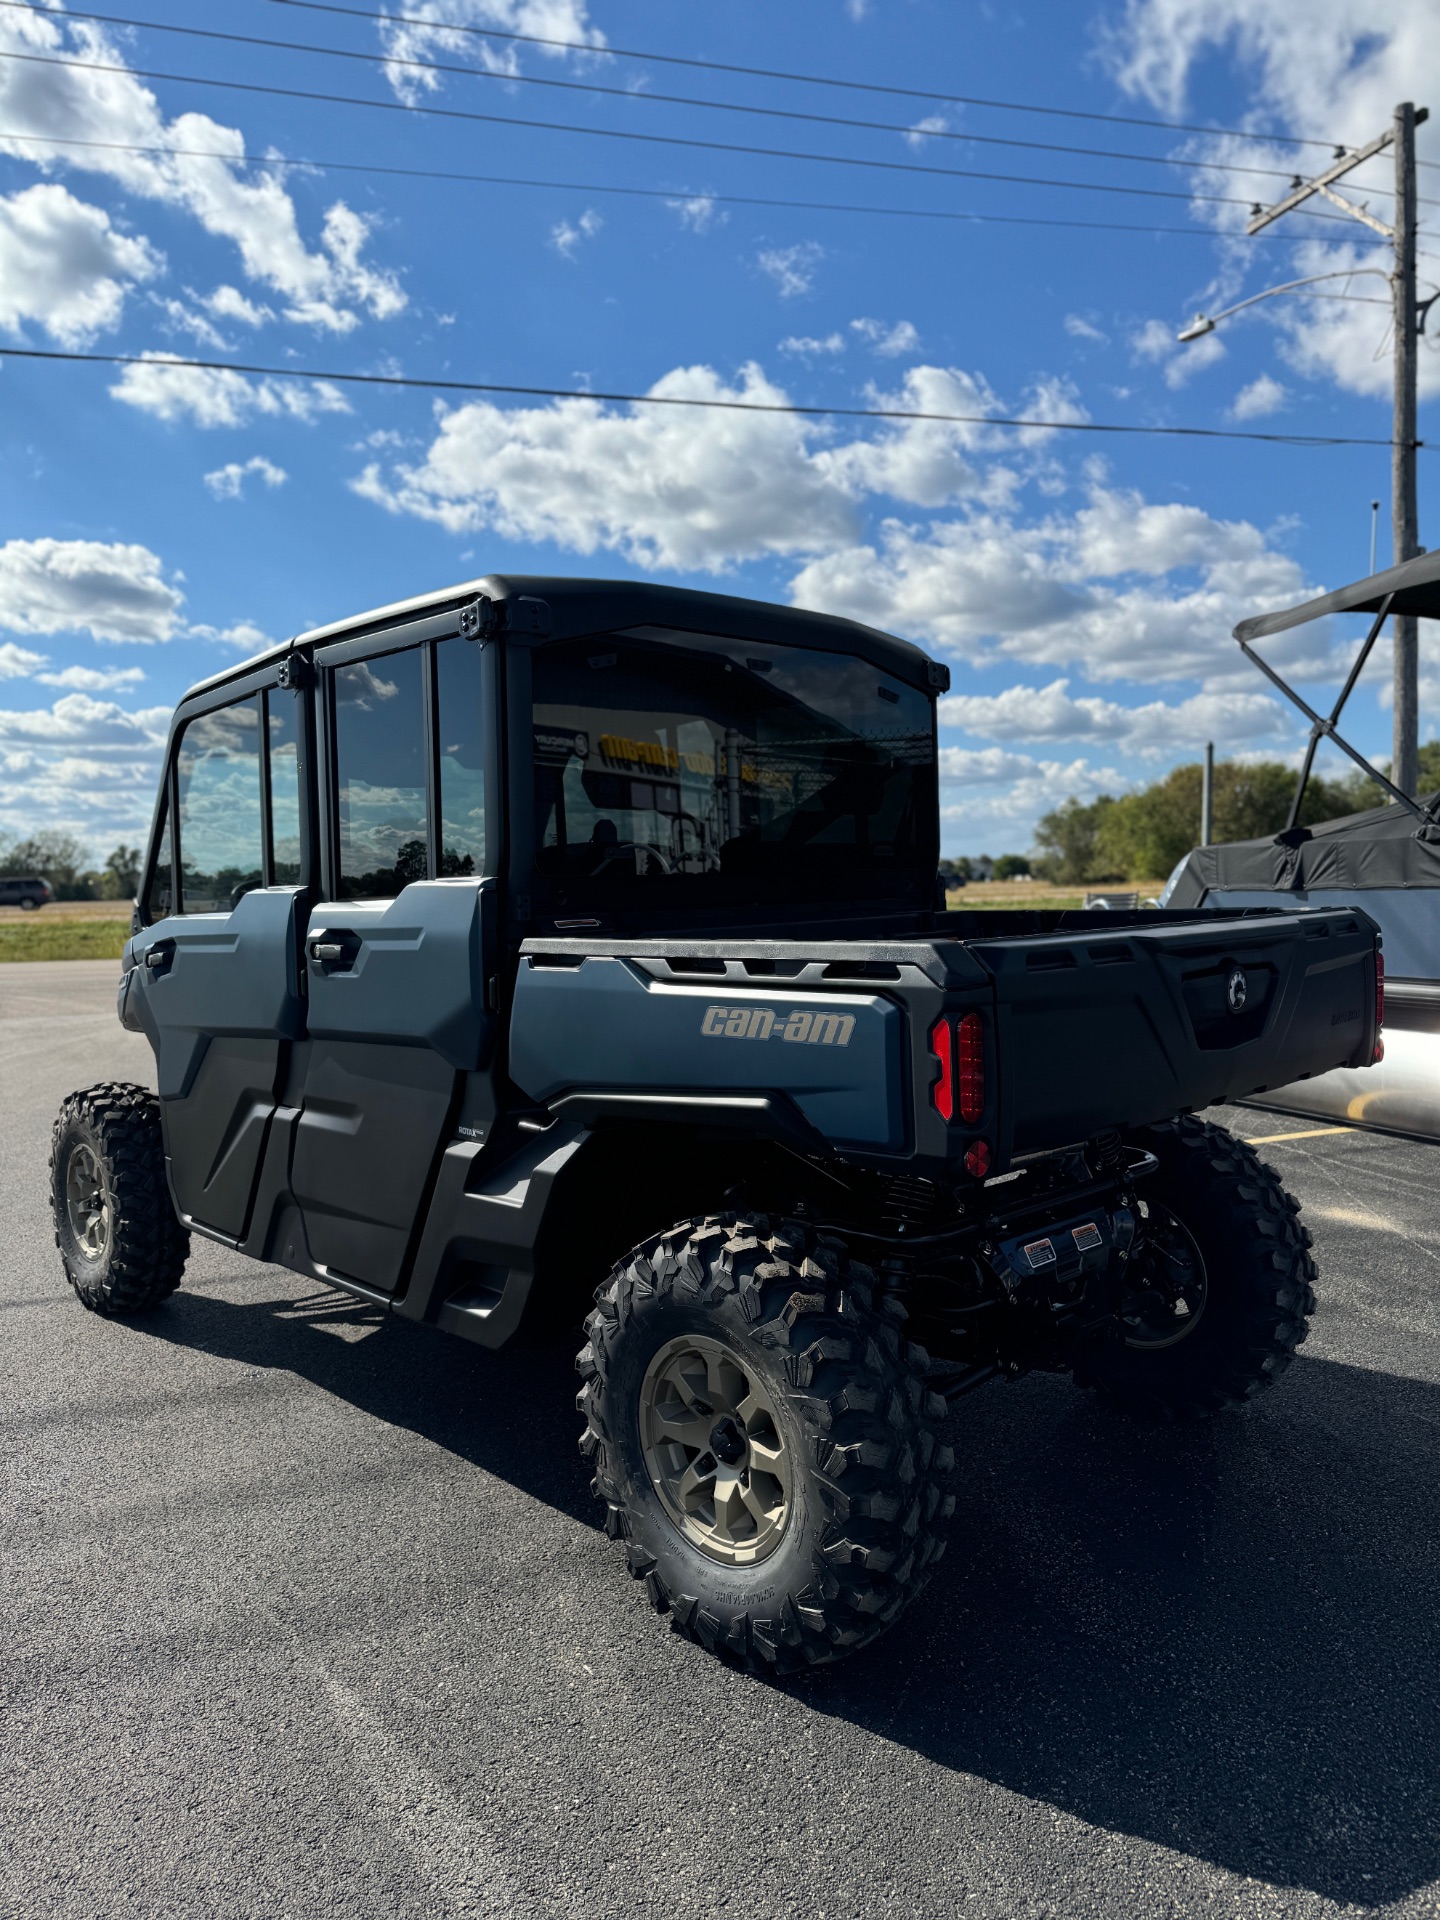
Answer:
529;624;937;914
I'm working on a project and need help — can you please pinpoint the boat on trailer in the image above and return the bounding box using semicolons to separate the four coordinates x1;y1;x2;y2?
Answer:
1162;547;1440;1140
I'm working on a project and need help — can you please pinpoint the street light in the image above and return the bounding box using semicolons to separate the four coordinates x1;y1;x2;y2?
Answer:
1175;268;1392;346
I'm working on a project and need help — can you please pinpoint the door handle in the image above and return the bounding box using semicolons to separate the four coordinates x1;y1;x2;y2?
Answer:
143;939;175;978
308;929;360;972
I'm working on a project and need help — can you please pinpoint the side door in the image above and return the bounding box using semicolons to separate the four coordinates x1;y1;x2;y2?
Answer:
289;621;496;1293
127;673;312;1241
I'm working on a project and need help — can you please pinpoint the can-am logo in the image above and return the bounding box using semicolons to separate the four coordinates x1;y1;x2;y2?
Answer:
701;1004;856;1047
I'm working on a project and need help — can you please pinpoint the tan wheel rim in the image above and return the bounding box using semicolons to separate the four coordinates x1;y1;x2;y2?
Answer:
638;1334;791;1566
65;1142;112;1263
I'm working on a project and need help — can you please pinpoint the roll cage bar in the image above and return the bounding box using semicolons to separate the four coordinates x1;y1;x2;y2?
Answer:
1232;549;1440;833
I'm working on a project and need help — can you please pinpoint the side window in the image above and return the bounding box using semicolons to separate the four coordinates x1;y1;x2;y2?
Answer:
267;689;303;884
435;635;486;876
333;646;427;899
145;804;174;921
176;698;264;913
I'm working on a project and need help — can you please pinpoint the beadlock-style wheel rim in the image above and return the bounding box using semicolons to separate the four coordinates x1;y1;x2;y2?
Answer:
65;1142;112;1263
1122;1202;1208;1349
638;1334;791;1566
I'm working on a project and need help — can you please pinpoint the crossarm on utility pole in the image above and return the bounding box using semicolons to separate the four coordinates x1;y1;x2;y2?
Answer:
1246;125;1397;236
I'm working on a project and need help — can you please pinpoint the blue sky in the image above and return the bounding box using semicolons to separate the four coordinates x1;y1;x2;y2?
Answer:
1;0;1437;858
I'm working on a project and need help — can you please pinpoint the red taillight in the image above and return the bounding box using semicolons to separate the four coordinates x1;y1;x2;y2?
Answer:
928;1015;954;1122
965;1139;992;1179
931;1011;988;1126
1375;950;1385;1063
956;1012;985;1123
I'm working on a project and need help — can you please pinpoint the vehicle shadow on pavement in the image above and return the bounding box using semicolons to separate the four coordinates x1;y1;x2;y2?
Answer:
798;1350;1440;1910
142;1279;597;1526
141;1287;1437;1908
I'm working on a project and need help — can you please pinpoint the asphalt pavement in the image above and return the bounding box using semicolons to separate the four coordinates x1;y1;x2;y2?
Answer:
4;960;1440;1920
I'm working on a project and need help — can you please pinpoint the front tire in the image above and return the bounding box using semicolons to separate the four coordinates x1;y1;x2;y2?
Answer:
50;1083;190;1314
577;1213;955;1672
1078;1116;1316;1420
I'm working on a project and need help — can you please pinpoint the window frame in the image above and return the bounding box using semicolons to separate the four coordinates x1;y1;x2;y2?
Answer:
315;612;496;903
138;662;319;925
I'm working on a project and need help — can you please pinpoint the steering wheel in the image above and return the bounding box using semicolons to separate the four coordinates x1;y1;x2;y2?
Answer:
589;841;675;877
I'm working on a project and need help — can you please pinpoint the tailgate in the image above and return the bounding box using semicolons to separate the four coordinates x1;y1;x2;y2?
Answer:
966;907;1379;1157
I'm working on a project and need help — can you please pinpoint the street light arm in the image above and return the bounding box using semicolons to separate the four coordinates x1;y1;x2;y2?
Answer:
1178;268;1394;342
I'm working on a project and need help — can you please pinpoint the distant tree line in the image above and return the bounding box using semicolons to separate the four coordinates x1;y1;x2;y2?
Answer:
0;833;143;900
938;853;1032;885
1030;744;1440;885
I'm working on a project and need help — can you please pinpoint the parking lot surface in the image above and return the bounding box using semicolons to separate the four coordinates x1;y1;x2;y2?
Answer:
4;961;1440;1920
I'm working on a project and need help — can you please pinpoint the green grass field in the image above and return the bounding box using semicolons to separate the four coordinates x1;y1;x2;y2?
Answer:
0;920;130;963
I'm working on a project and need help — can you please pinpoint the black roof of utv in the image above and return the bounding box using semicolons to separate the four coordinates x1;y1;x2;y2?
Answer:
180;575;943;705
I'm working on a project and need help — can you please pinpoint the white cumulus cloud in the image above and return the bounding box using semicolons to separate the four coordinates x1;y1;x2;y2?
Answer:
779;333;845;356
757;243;823;299
186;620;277;653
204;456;289;500
0;641;47;679
35;664;147;691
351;363;863;570
668;194;725;233
0;4;405;332
0;183;161;346
940;677;1289;755
0;538;183;644
1230;373;1288;419
790;484;1321;688
111;355;351;428
851;317;922;357
905;114;950;149
551;208;602;257
375;0;606;102
0;692;170;746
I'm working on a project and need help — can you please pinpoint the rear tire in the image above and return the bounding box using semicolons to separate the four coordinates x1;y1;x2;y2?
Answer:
577;1213;955;1672
50;1083;189;1314
1077;1116;1316;1420
20;897;38;911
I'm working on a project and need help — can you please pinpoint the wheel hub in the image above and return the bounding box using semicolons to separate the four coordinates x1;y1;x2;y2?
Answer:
64;1142;112;1263
1121;1202;1208;1348
638;1334;791;1566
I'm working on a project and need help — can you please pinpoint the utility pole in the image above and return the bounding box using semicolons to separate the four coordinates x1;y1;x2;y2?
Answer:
1393;102;1420;798
1247;104;1428;796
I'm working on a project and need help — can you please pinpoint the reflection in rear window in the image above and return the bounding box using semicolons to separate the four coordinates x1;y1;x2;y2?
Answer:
530;627;934;915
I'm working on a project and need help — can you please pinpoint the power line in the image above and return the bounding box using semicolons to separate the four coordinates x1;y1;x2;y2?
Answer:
0;2;1361;190
0;50;1395;220
265;0;1440;172
0;346;1418;449
0;131;1372;244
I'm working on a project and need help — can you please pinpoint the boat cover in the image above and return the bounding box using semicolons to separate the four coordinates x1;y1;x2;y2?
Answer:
1165;794;1440;908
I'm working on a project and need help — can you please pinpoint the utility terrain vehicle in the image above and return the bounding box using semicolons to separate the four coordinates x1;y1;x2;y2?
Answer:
52;577;1381;1671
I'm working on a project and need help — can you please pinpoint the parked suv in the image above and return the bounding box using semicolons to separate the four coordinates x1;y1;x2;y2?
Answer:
50;576;1380;1671
1;874;52;910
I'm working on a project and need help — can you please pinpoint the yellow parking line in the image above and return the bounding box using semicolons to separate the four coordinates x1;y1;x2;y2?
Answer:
1241;1125;1355;1144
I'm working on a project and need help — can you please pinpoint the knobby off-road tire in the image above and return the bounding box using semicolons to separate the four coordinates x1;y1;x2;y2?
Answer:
50;1083;189;1314
577;1213;955;1672
1077;1116;1316;1420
